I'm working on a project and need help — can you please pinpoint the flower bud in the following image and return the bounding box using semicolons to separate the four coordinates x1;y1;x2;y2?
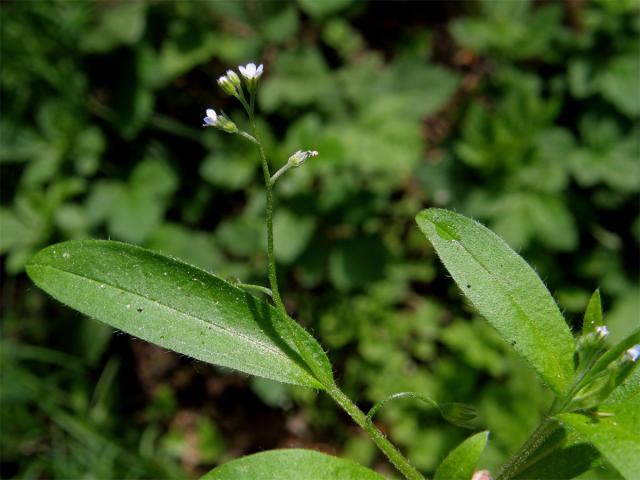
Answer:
569;344;640;411
288;150;318;167
215;115;238;133
438;402;478;429
217;74;238;97
226;69;241;88
576;327;609;374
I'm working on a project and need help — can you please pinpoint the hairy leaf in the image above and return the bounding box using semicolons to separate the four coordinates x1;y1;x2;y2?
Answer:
513;424;600;480
416;208;575;395
202;449;385;479
558;403;640;479
434;431;489;480
26;240;332;389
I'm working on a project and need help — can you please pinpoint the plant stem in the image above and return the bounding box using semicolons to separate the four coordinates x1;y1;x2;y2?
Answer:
242;91;424;480
327;385;425;480
248;116;287;316
496;415;559;480
270;163;291;185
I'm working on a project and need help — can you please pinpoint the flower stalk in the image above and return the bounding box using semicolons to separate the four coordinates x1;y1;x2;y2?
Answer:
203;61;427;480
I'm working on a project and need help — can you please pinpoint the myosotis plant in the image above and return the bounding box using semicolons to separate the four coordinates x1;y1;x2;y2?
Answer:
26;62;639;480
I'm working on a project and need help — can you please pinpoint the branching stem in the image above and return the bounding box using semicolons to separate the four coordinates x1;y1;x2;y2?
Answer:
326;385;425;480
239;87;424;480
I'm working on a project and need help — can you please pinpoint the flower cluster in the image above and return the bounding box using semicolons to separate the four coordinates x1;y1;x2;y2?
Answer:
570;319;640;410
203;62;317;184
202;62;265;134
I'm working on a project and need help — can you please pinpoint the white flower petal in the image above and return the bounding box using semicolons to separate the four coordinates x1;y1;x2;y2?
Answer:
206;108;216;119
625;345;640;362
256;64;264;76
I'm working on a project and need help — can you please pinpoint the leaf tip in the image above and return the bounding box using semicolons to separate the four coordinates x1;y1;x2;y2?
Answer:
416;208;460;241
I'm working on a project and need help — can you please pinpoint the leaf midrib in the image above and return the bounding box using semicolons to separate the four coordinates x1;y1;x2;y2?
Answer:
449;236;570;390
29;262;303;371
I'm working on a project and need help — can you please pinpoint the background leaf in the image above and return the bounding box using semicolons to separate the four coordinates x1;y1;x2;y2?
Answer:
26;240;329;389
203;448;385;480
416;208;575;395
434;430;489;480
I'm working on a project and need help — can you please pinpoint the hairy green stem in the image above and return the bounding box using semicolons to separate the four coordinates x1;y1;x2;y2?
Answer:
249;119;286;316
496;416;559;480
242;90;424;480
327;385;425;480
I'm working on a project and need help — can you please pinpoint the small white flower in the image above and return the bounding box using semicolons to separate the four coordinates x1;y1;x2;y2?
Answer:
595;326;609;338
238;62;264;80
624;345;640;362
203;108;218;127
202;108;237;133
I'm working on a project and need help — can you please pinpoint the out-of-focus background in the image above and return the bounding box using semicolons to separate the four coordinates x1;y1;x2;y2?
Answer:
1;0;638;478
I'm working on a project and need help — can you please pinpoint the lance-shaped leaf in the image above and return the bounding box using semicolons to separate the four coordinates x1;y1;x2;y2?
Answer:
202;449;386;479
557;403;640;479
582;289;604;335
434;431;489;480
416;209;575;395
26;240;332;389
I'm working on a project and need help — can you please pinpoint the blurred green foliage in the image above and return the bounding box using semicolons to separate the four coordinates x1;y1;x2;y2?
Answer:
1;0;638;478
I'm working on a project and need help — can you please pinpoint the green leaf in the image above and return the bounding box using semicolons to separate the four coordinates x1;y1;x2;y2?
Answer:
598;55;640;117
415;208;575;395
273;210;315;265
434;431;489;480
81;2;147;53
513;424;600;480
583;289;604;335
202;449;385;480
558;403;640;479
329;237;389;291
26;240;330;390
297;0;354;18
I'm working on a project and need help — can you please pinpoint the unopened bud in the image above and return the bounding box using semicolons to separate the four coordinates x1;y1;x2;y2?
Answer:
288;150;318;167
226;69;241;88
569;344;640;411
217;74;239;97
576;327;609;374
438;402;478;429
